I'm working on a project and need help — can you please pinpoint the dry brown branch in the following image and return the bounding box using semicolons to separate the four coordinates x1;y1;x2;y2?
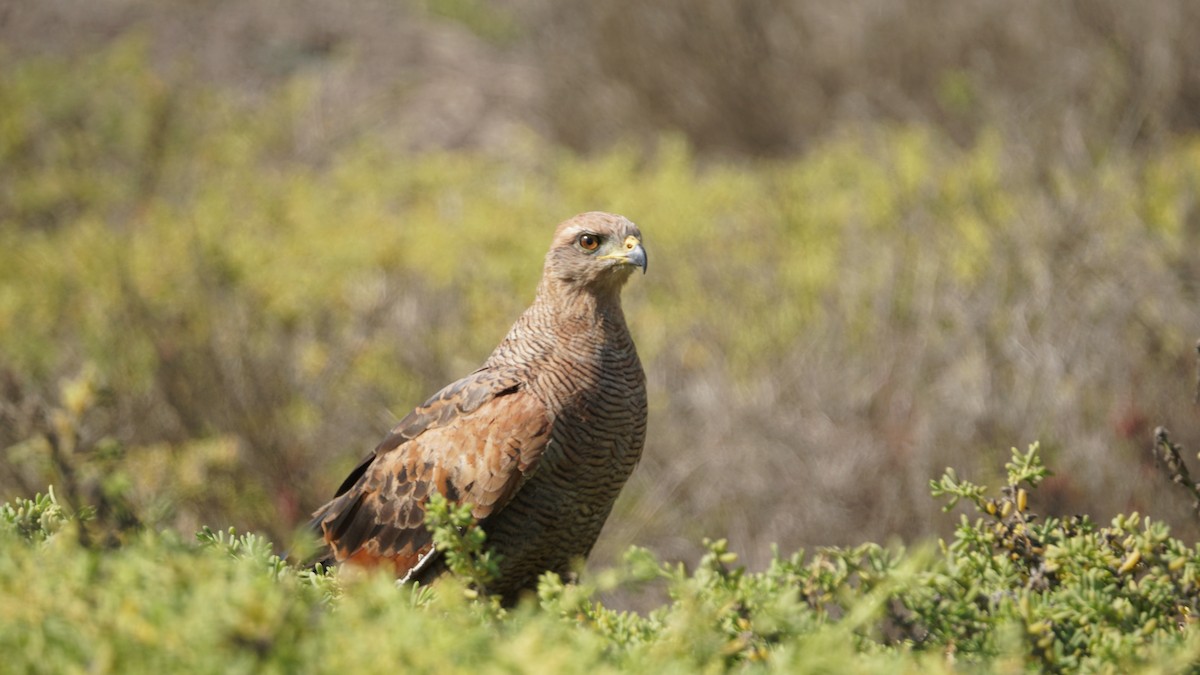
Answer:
1152;427;1200;523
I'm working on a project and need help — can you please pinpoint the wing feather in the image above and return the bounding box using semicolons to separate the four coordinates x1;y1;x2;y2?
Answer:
310;367;551;578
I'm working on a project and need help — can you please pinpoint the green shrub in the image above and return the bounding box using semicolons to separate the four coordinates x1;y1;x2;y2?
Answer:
0;488;70;542
4;444;1200;672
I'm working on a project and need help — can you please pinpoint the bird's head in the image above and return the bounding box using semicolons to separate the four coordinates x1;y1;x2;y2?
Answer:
543;212;647;296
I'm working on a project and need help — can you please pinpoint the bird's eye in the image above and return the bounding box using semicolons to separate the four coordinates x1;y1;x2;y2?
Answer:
578;233;601;251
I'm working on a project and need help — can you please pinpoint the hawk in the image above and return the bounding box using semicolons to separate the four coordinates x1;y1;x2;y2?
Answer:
311;212;648;603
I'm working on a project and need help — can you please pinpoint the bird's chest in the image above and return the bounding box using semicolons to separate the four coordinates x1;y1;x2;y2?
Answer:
548;373;644;476
527;343;645;482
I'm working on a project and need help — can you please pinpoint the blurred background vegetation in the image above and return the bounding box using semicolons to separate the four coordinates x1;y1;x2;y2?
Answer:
2;0;1200;580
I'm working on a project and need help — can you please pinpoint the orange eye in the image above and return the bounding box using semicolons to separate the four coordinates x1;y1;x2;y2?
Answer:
578;233;600;251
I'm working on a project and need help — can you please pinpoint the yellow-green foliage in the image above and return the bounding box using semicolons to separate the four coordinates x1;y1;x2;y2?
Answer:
5;446;1200;673
7;42;1198;383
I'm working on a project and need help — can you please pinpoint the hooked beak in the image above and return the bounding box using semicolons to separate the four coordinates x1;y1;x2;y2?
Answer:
598;235;648;274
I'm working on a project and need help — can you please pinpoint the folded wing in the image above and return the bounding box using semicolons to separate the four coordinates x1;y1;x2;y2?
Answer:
310;367;552;578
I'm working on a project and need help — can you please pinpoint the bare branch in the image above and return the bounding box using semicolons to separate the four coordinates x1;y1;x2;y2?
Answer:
1193;340;1200;405
1152;426;1200;523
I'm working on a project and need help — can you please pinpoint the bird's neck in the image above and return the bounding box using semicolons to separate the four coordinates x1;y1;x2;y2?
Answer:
536;278;627;332
487;280;628;370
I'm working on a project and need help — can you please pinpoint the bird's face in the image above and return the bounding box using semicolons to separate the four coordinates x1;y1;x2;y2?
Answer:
545;212;647;293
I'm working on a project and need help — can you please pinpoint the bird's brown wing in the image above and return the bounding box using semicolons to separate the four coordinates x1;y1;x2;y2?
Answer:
310;367;552;578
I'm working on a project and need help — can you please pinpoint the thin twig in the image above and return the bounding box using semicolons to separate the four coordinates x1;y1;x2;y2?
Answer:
1193;340;1199;405
1152;426;1200;523
43;422;93;548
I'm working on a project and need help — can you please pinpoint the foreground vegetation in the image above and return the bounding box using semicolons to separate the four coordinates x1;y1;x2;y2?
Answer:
5;445;1200;672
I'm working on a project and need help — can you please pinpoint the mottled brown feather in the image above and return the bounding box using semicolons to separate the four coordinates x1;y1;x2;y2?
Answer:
311;368;551;579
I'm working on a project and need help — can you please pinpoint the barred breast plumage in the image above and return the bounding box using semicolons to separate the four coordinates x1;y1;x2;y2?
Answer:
310;212;647;604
